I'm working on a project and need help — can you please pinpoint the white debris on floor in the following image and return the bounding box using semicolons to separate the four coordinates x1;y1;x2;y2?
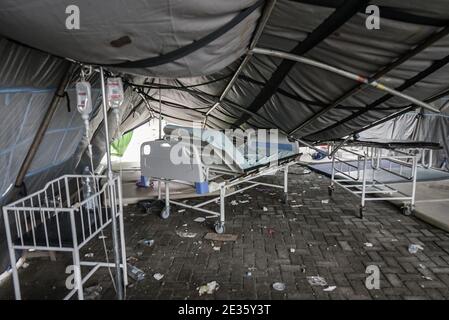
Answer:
307;276;327;287
272;282;286;291
153;273;164;281
408;244;424;254
197;281;219;296
193;217;206;223
323;285;337;292
176;231;197;238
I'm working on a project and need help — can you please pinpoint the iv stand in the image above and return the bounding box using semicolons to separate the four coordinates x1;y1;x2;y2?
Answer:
99;67;124;300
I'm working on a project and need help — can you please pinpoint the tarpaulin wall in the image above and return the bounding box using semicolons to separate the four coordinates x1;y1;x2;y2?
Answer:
0;38;144;272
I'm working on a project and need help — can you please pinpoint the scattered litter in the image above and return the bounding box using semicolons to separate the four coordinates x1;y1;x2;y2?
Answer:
153;273;164;281
262;206;268;212
290;248;296;253
269;193;276;196
176;231;197;238
239;200;250;204
408;244;424;254
245;271;252;277
127;264;145;281
98;235;107;240
364;242;373;248
213;246;221;251
84;252;94;258
182;223;188;227
321;199;329;204
422;275;433;281
138;239;154;247
418;264;426;269
22;262;29;269
310;186;320;190
197;281;219;296
83;284;103;300
127;256;138;263
303;169;312;174
136;251;143;257
323;285;337;292
193;217;206;223
230;200;239;206
307;276;327;287
178;209;186;213
204;233;238;242
272;282;286;291
291;204;303;208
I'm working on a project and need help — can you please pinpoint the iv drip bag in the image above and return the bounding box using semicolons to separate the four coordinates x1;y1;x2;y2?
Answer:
76;81;92;119
107;77;124;109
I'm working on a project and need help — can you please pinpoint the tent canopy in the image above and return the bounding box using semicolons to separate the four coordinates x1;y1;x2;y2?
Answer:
1;0;449;141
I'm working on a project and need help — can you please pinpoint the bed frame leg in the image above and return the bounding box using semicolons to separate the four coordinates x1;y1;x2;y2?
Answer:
71;250;84;300
283;165;289;204
160;181;170;219
215;186;226;234
3;209;22;300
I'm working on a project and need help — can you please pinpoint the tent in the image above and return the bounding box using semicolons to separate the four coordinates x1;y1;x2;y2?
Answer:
1;0;449;271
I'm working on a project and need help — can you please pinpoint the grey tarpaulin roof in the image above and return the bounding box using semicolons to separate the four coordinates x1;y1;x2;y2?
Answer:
1;0;449;140
1;0;449;269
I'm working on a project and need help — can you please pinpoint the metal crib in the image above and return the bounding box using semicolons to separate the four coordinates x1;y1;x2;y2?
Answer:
2;174;127;300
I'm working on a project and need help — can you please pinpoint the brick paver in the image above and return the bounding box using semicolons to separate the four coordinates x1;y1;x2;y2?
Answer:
2;165;449;300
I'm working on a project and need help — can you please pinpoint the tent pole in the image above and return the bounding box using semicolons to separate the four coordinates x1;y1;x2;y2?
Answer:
204;0;277;126
251;47;440;114
14;62;73;189
159;79;162;139
99;66;124;300
289;25;449;135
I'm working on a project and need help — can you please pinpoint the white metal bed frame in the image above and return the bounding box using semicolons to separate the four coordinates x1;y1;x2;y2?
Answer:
2;174;128;300
327;144;436;218
157;158;297;234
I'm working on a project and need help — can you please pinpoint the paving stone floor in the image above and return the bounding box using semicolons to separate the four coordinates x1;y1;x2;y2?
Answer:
2;166;449;300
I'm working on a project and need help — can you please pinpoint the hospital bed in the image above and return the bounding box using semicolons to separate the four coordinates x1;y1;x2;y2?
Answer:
140;125;301;233
325;138;442;217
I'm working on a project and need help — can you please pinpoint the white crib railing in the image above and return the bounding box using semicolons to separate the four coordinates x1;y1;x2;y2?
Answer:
2;174;127;300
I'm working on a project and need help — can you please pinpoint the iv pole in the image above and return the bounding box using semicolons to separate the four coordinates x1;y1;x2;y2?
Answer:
99;67;124;300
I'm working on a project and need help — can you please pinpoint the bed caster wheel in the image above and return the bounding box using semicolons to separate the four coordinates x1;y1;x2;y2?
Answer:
328;186;334;196
359;206;365;219
282;193;288;204
160;206;170;219
401;204;413;216
214;222;225;234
